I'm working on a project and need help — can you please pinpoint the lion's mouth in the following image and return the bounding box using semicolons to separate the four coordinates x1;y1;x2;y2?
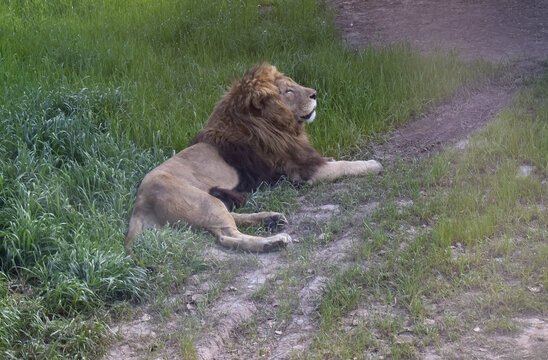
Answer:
301;108;316;122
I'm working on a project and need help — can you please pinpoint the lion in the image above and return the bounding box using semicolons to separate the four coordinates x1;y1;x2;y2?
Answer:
125;63;381;254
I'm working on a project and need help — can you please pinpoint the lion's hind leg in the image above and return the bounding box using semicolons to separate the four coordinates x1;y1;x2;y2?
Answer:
214;213;292;252
230;212;288;232
126;173;291;253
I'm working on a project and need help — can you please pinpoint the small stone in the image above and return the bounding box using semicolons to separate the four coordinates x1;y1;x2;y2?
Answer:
424;318;436;325
319;204;338;211
397;334;415;344
188;275;200;286
528;286;541;293
456;139;469;150
274;330;282;335
518;165;535;178
398;199;414;207
473;326;481;332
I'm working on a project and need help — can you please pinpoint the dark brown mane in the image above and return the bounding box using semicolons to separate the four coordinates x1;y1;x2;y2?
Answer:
193;63;326;200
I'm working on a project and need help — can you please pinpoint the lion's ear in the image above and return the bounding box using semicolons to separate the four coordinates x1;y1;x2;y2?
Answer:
249;86;277;110
251;94;265;110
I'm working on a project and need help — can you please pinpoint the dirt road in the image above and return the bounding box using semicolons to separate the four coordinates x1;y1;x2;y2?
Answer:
333;0;548;62
333;0;548;159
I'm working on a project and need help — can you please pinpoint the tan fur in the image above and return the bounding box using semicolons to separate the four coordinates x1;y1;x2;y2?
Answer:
125;64;381;254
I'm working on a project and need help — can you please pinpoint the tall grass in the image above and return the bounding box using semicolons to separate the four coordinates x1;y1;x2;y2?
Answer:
0;0;489;357
0;88;153;357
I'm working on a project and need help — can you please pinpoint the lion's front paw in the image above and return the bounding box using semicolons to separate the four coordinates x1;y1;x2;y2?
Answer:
262;233;292;252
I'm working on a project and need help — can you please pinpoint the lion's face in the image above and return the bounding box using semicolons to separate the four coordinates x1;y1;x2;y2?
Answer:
275;76;317;124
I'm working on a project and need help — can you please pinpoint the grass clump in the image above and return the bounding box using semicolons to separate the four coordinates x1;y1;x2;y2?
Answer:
133;226;209;290
318;266;364;330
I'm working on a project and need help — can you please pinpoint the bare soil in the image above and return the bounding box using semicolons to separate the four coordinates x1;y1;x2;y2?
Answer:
104;1;548;359
334;0;548;62
331;0;548;160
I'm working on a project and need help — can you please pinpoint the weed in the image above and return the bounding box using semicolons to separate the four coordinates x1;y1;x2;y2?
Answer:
305;325;378;360
391;342;419;359
318;266;364;330
178;333;198;360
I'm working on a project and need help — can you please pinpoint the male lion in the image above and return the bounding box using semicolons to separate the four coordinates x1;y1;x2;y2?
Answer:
125;63;381;254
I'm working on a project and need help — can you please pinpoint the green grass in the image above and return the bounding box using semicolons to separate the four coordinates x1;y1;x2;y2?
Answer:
0;88;153;358
1;0;488;155
305;74;548;358
0;0;493;358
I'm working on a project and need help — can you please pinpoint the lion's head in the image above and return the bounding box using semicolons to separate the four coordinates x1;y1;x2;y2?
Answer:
274;71;317;124
193;64;326;191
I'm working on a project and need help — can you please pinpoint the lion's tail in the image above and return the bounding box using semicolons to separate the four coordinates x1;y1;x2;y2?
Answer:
124;214;144;256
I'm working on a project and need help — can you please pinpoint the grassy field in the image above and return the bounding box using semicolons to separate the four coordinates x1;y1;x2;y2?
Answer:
0;0;493;358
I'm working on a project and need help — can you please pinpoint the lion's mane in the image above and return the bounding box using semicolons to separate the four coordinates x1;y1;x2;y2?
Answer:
192;64;326;195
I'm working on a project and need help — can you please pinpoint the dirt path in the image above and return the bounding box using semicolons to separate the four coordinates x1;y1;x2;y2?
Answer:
333;0;548;62
332;0;548;160
104;1;547;359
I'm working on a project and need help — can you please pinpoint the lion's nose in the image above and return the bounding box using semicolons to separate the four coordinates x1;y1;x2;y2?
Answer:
310;92;316;100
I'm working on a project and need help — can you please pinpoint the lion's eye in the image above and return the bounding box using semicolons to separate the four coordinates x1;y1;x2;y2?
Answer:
285;89;294;94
